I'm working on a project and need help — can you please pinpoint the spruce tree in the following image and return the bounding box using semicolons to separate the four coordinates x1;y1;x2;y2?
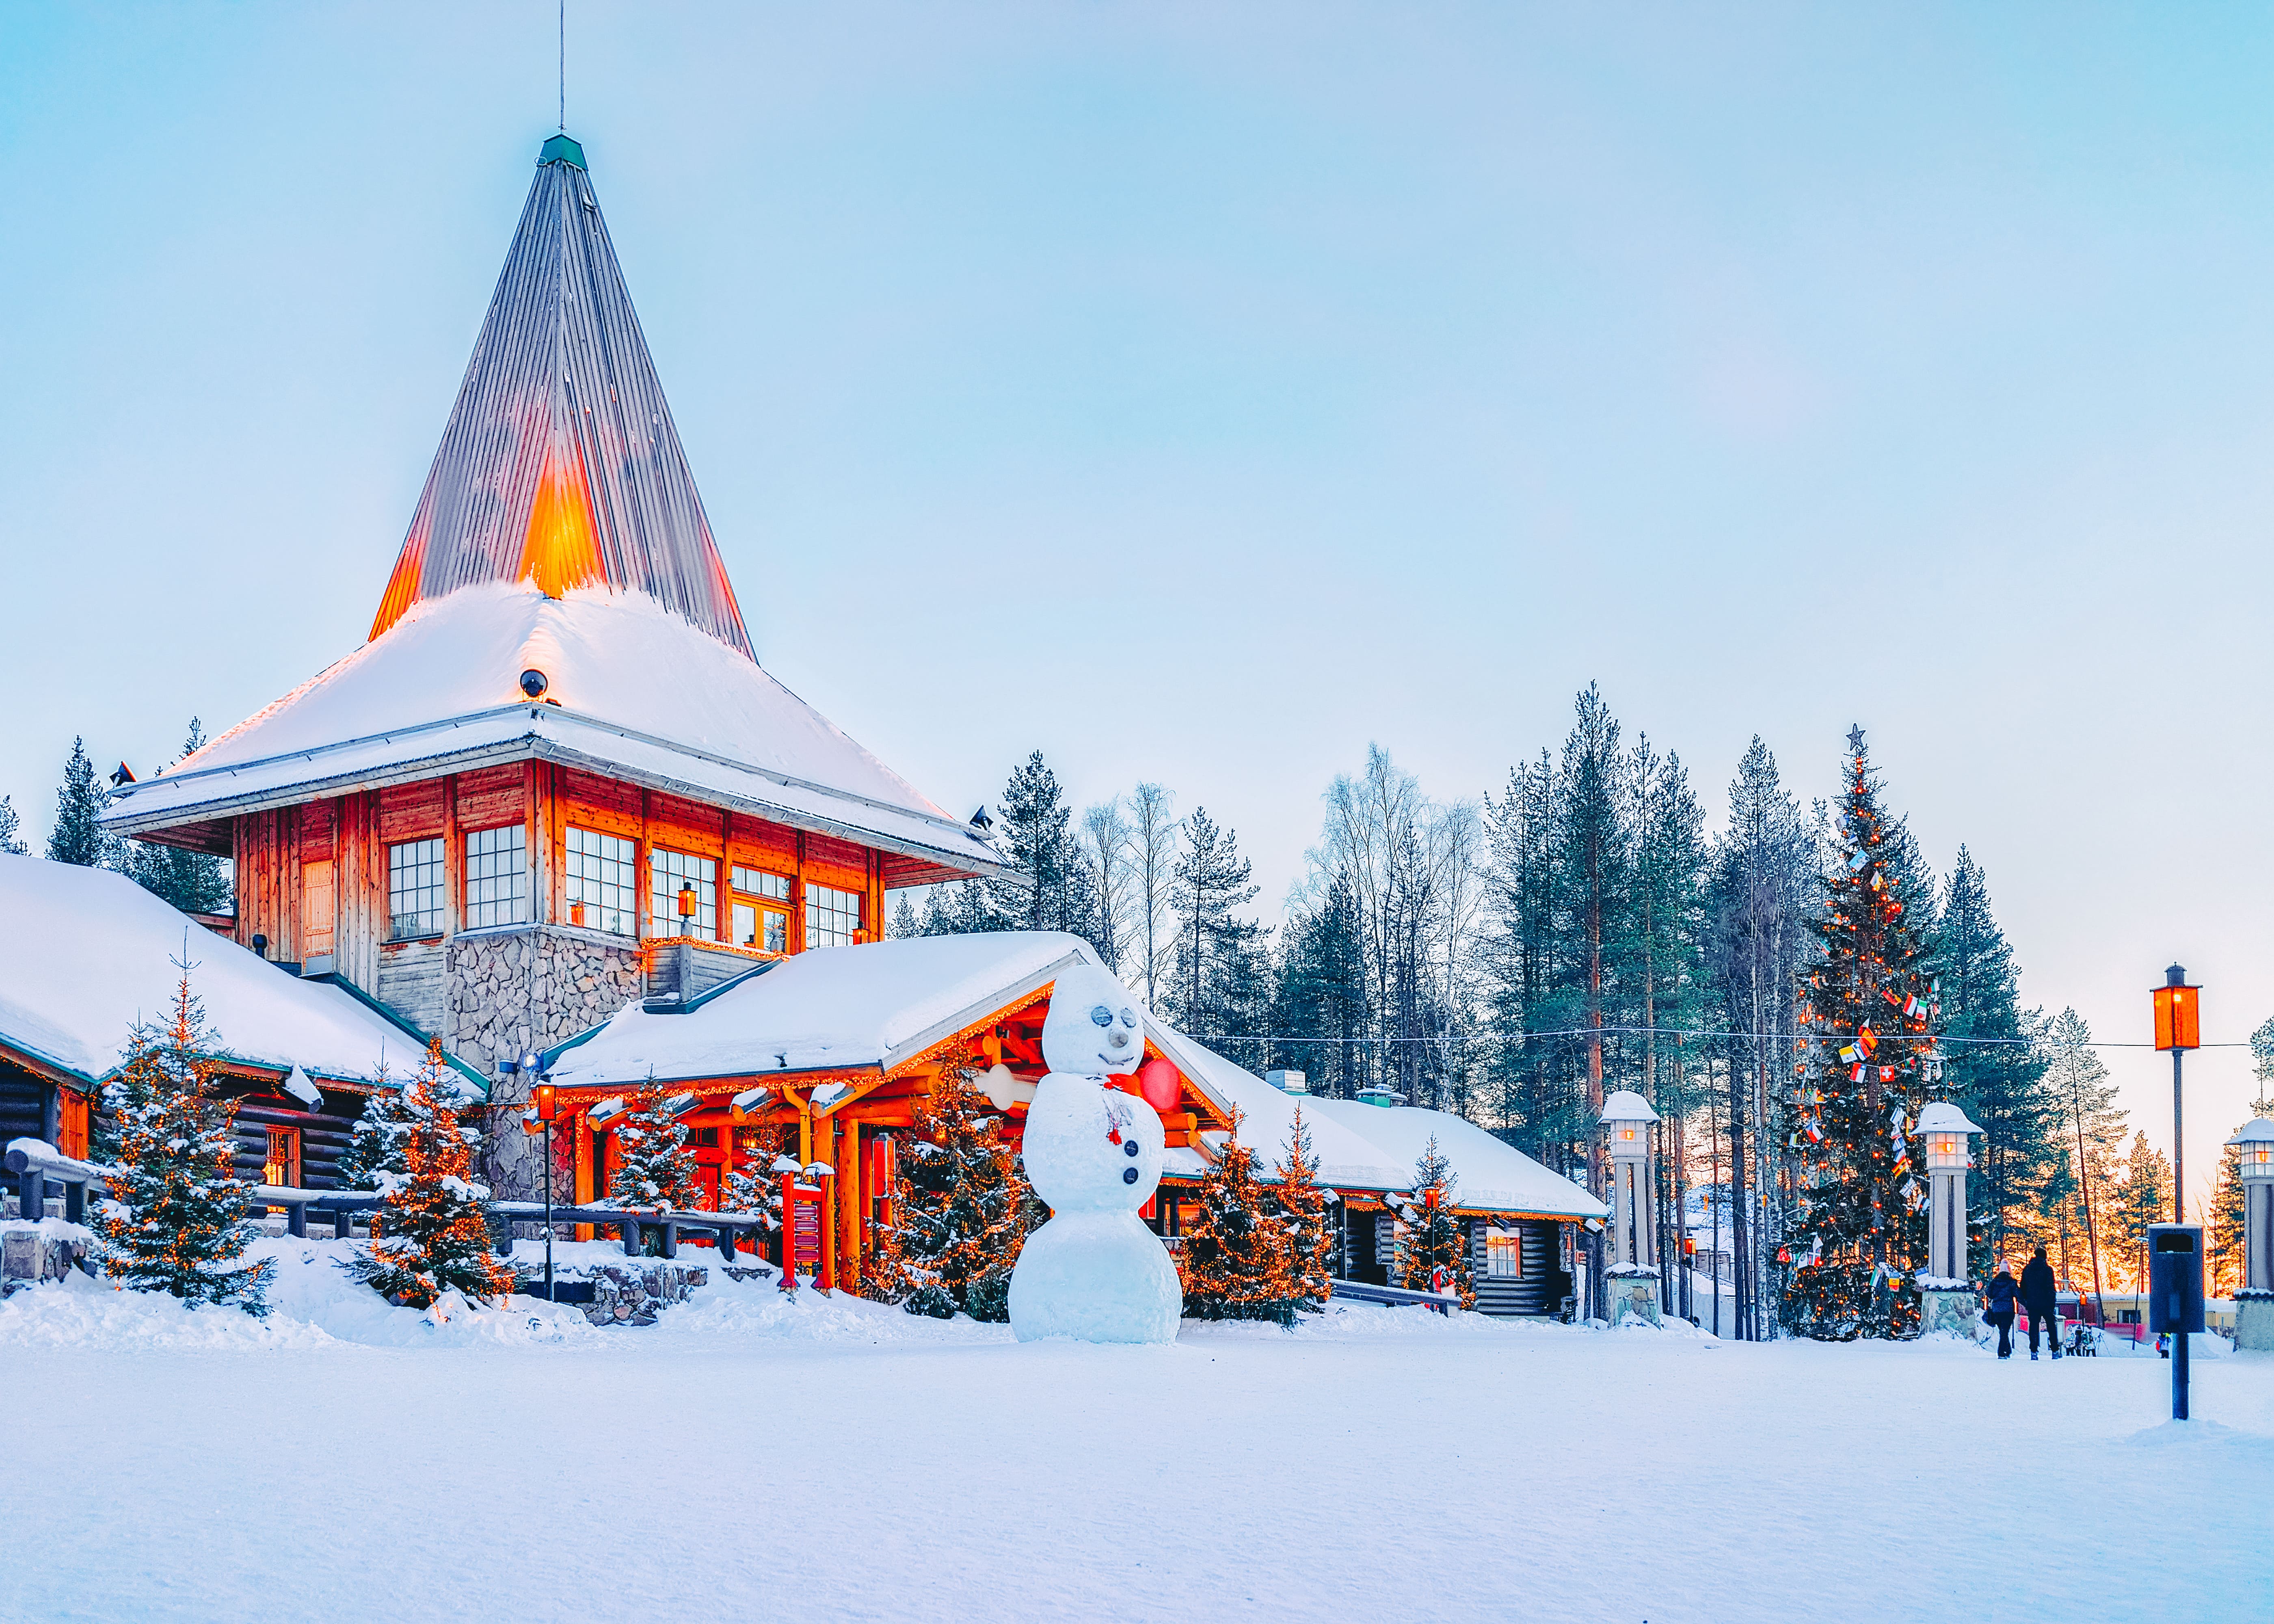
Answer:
98;963;273;1315
46;736;113;868
723;1122;792;1262
0;794;25;855
123;721;233;915
875;1068;1038;1320
1182;1109;1298;1324
888;893;921;939
988;750;1094;934
1169;806;1262;1039
611;1082;700;1212
336;1060;414;1193
1271;877;1366;1099
346;1041;515;1307
1786;728;1941;1340
1272;1105;1334;1309
2043;1008;2125;1317
1397;1136;1475;1308
2111;1132;2173;1290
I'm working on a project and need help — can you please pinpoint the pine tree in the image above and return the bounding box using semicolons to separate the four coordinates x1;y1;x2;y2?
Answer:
1271;875;1367;1099
1272;1105;1334;1309
988;750;1100;939
97;961;273;1315
2043;1008;2125;1315
611;1082;700;1213
888;893;921;939
122;721;233;915
875;1068;1038;1320
46;736;113;868
723;1121;792;1262
2111;1132;2173;1290
346;1041;514;1307
1785;728;1941;1340
1934;848;2050;1263
1182;1109;1299;1324
1169;806;1262;1039
1397;1136;1475;1308
336;1060;414;1193
0;794;25;855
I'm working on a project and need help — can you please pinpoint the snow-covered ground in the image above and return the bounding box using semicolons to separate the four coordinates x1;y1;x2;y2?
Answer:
1;1241;2262;1622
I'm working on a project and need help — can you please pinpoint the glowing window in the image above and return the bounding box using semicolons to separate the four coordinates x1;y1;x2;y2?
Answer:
565;827;638;935
804;882;862;948
648;848;717;939
463;825;528;928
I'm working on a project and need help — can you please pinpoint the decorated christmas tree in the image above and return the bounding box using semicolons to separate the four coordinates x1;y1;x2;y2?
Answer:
98;961;273;1315
1397;1136;1474;1308
723;1121;791;1265
336;1058;411;1192
611;1082;700;1212
1183;1108;1299;1325
346;1040;515;1308
1785;728;1942;1340
875;1067;1038;1321
1272;1105;1335;1311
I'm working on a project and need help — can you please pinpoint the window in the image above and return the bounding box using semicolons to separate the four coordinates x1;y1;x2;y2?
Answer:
463;825;528;928
649;848;717;939
264;1127;300;1191
1487;1231;1524;1280
732;866;791;901
804;881;862;948
565;827;638;935
387;838;445;938
730;901;789;955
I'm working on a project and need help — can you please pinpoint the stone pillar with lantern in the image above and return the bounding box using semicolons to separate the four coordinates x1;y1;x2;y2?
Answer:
1914;1101;1983;1337
1600;1089;1662;1328
2227;1117;2274;1350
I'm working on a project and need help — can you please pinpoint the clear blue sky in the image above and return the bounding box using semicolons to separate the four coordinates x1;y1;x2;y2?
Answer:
4;4;2269;1211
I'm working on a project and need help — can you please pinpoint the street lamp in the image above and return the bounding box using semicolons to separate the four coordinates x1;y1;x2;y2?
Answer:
2151;965;2201;1417
2227;1116;2274;1350
1599;1089;1662;1327
533;1073;559;1302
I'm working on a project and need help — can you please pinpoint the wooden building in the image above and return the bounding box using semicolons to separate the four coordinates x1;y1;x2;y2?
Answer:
99;135;1002;1199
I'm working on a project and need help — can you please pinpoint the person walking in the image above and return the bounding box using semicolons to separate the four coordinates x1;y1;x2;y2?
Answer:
1986;1262;2019;1359
2020;1246;2061;1361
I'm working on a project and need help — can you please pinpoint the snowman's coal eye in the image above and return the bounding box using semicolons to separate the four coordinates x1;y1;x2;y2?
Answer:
1120;1009;1136;1027
1124;1139;1140;1158
1089;1005;1113;1027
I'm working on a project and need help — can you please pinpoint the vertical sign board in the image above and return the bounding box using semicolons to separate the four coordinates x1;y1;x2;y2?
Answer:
782;1174;831;1291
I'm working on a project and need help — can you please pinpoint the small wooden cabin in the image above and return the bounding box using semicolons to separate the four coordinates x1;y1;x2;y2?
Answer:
99;136;1002;1198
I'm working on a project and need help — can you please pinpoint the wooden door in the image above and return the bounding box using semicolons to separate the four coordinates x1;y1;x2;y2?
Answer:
303;860;335;961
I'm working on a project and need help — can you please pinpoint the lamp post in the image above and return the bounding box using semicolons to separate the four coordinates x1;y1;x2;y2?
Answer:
2151;965;2201;1416
1914;1101;1983;1336
534;1073;558;1302
2227;1116;2274;1350
1600;1089;1662;1327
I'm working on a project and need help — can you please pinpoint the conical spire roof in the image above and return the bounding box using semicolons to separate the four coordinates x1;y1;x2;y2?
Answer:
370;135;753;657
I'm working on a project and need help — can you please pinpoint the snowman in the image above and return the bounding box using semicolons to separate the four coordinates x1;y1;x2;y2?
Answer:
1008;965;1182;1343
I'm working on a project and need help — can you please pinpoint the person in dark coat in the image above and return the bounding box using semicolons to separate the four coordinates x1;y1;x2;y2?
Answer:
2020;1246;2061;1360
1985;1263;2019;1358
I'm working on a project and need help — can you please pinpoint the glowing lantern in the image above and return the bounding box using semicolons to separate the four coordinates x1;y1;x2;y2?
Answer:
533;1082;559;1123
1137;1057;1182;1113
677;884;698;919
2152;972;2201;1052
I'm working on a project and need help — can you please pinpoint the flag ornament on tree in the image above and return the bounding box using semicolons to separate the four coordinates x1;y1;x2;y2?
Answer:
345;1040;515;1309
1786;728;1942;1340
98;960;273;1315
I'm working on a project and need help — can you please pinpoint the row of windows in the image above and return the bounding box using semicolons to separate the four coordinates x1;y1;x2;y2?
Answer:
386;825;861;946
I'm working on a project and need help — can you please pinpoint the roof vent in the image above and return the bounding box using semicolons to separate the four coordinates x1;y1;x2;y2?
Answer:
1265;1069;1308;1095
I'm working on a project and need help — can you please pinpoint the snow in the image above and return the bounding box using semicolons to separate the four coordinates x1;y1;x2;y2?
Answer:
103;583;1000;875
1308;1096;1609;1220
0;855;430;1088
0;1253;2257;1622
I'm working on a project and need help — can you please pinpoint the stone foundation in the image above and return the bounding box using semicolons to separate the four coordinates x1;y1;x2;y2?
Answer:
2236;1291;2274;1352
2;1222;93;1296
1919;1286;1978;1338
521;1260;707;1327
1607;1268;1661;1328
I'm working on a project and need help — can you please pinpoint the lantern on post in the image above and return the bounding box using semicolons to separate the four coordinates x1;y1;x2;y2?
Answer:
2227;1116;2274;1350
1599;1089;1662;1328
1913;1101;1983;1336
2151;964;2200;1415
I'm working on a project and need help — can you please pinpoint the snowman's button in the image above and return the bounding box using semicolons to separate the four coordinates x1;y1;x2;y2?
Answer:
1123;1140;1140;1157
1122;1166;1139;1185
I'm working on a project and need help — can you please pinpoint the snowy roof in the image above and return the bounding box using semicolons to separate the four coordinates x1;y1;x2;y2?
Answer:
1307;1098;1608;1221
1140;1040;1408;1194
102;584;1002;880
1600;1088;1659;1125
1917;1102;1984;1136
2226;1116;2274;1147
0;856;451;1092
371;134;751;654
547;931;1100;1088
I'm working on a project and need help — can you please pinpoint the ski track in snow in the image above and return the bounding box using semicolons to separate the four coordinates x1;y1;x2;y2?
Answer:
0;1241;2263;1623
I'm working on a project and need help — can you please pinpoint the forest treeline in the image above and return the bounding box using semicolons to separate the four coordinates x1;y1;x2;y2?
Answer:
897;685;2274;1330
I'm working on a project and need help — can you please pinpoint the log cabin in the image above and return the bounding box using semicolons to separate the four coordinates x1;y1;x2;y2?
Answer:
100;134;1004;1200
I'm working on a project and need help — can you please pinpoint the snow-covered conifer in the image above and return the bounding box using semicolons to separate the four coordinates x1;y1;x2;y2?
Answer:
336;1058;413;1195
346;1041;513;1307
1182;1108;1298;1325
1272;1105;1334;1310
98;961;273;1315
610;1082;700;1212
1397;1136;1474;1308
875;1068;1036;1320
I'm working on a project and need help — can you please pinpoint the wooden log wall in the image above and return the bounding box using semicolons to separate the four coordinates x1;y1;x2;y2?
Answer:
227;1087;368;1191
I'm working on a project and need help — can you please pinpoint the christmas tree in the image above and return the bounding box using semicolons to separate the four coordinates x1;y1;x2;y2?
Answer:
875;1068;1038;1321
98;961;273;1315
723;1122;792;1264
1272;1105;1335;1310
1182;1109;1299;1325
336;1059;412;1191
346;1041;515;1307
1397;1136;1474;1308
1786;728;1941;1340
610;1082;700;1213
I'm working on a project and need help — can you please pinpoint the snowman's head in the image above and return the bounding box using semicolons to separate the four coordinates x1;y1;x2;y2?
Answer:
1041;966;1146;1078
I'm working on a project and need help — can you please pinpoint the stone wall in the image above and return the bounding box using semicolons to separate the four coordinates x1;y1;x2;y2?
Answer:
447;925;643;1200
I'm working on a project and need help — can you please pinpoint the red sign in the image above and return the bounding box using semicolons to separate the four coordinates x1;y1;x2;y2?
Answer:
782;1173;832;1291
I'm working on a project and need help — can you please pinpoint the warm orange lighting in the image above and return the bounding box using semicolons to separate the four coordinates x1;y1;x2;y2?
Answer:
369;520;430;641
677;885;698;918
534;1083;558;1123
2153;983;2201;1052
1619;1126;1636;1140
517;440;605;599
